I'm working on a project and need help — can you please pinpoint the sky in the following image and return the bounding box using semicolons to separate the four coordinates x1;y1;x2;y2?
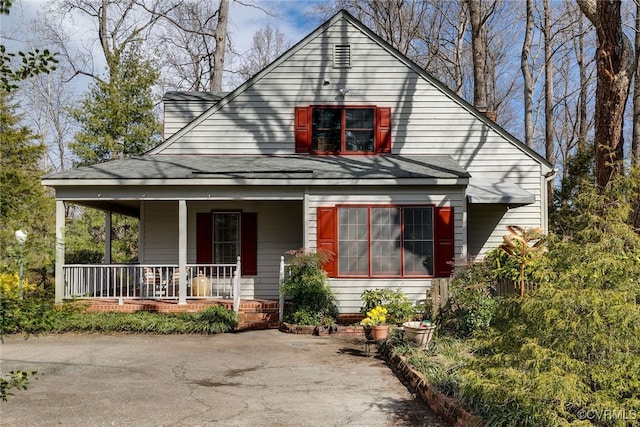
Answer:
0;0;324;90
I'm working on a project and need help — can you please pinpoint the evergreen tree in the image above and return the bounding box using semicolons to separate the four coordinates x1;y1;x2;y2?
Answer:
69;45;161;165
461;175;640;425
0;94;54;273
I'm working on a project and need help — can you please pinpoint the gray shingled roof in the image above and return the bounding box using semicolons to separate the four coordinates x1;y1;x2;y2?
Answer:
43;154;469;182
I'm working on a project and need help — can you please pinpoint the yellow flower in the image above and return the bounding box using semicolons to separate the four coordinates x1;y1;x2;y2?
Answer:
362;306;388;326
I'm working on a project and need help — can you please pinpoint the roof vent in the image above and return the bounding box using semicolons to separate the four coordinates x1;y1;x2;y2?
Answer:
333;44;351;68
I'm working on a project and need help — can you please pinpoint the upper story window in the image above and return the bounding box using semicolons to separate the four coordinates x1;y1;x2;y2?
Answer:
313;107;374;152
295;105;392;154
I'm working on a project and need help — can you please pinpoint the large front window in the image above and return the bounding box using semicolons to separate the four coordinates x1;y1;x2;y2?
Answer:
337;206;434;276
312;107;374;152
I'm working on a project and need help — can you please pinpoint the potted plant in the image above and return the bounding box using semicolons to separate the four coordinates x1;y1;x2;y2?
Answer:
360;306;389;340
402;319;436;350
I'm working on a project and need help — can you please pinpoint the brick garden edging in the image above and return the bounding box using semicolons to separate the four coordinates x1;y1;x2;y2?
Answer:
382;347;484;427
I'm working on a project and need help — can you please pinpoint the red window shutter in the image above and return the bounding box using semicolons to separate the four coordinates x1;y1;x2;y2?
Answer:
295;106;311;153
316;207;337;277
196;212;213;263
241;212;258;276
434;207;454;277
376;107;392;153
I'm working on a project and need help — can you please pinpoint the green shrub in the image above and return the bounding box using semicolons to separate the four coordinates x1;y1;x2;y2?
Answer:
280;249;338;325
456;178;640;426
436;259;497;338
360;288;415;325
65;249;103;264
193;305;238;333
1;290;238;335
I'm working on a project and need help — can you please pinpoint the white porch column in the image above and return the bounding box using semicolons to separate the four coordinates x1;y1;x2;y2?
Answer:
55;200;65;303
303;187;310;248
104;211;112;265
178;199;187;305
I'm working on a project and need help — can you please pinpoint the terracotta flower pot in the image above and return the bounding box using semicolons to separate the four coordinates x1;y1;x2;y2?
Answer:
371;325;389;341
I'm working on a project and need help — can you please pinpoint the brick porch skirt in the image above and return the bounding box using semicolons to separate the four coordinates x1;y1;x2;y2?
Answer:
78;299;280;330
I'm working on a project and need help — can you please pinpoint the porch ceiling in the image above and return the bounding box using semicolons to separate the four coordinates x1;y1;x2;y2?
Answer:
72;200;141;218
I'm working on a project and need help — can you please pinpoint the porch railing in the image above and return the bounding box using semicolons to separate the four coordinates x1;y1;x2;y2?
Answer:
63;260;241;303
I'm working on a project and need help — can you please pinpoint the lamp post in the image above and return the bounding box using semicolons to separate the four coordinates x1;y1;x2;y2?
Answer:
15;230;27;300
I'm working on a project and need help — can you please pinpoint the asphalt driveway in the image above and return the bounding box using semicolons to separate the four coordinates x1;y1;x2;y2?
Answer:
0;330;447;426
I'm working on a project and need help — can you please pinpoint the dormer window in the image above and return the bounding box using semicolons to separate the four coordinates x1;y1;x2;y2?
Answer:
295;105;391;154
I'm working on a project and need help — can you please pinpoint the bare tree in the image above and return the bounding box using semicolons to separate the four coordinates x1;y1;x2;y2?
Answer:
522;0;534;148
577;0;635;190
543;0;555;204
574;5;590;151
52;0;175;83
633;1;640;166
466;0;489;109
211;0;228;91
316;0;430;58
234;25;292;82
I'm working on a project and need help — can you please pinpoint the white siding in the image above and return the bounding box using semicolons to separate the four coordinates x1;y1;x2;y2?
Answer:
141;200;303;300
163;99;218;140
142;201;179;263
147;15;550;307
155;16;547;260
306;186;465;313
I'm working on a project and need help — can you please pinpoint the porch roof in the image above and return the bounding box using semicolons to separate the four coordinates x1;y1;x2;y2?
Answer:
466;179;535;205
42;154;470;185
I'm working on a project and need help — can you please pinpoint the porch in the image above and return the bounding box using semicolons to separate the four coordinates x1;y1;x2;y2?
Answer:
62;261;242;311
60;257;291;330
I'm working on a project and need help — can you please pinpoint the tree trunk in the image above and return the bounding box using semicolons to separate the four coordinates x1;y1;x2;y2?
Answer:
577;13;588;151
577;0;635;190
544;0;555;205
466;0;488;109
632;2;640;166
521;0;534;148
211;0;229;92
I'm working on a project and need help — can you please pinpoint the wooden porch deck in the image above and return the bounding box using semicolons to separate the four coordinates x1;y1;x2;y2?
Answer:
85;298;281;331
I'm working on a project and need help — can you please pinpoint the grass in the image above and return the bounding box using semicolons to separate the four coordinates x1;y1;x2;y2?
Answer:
386;328;474;398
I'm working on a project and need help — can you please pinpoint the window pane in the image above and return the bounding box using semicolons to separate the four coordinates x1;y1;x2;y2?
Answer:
214;213;240;264
345;109;374;152
403;208;433;275
312;108;341;151
346;109;373;128
345;130;374;151
338;207;368;275
371;208;401;275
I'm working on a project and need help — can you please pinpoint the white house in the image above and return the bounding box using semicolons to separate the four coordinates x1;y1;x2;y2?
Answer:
42;10;553;314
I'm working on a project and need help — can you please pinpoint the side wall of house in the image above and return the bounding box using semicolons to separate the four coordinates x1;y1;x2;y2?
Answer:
306;186;465;313
159;17;546;259
163;99;217;140
141;200;303;299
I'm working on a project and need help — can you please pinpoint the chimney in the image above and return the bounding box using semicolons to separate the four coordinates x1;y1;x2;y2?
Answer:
485;110;497;122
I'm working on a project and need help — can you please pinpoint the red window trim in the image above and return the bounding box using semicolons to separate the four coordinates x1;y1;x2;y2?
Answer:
316;205;454;279
295;105;392;154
